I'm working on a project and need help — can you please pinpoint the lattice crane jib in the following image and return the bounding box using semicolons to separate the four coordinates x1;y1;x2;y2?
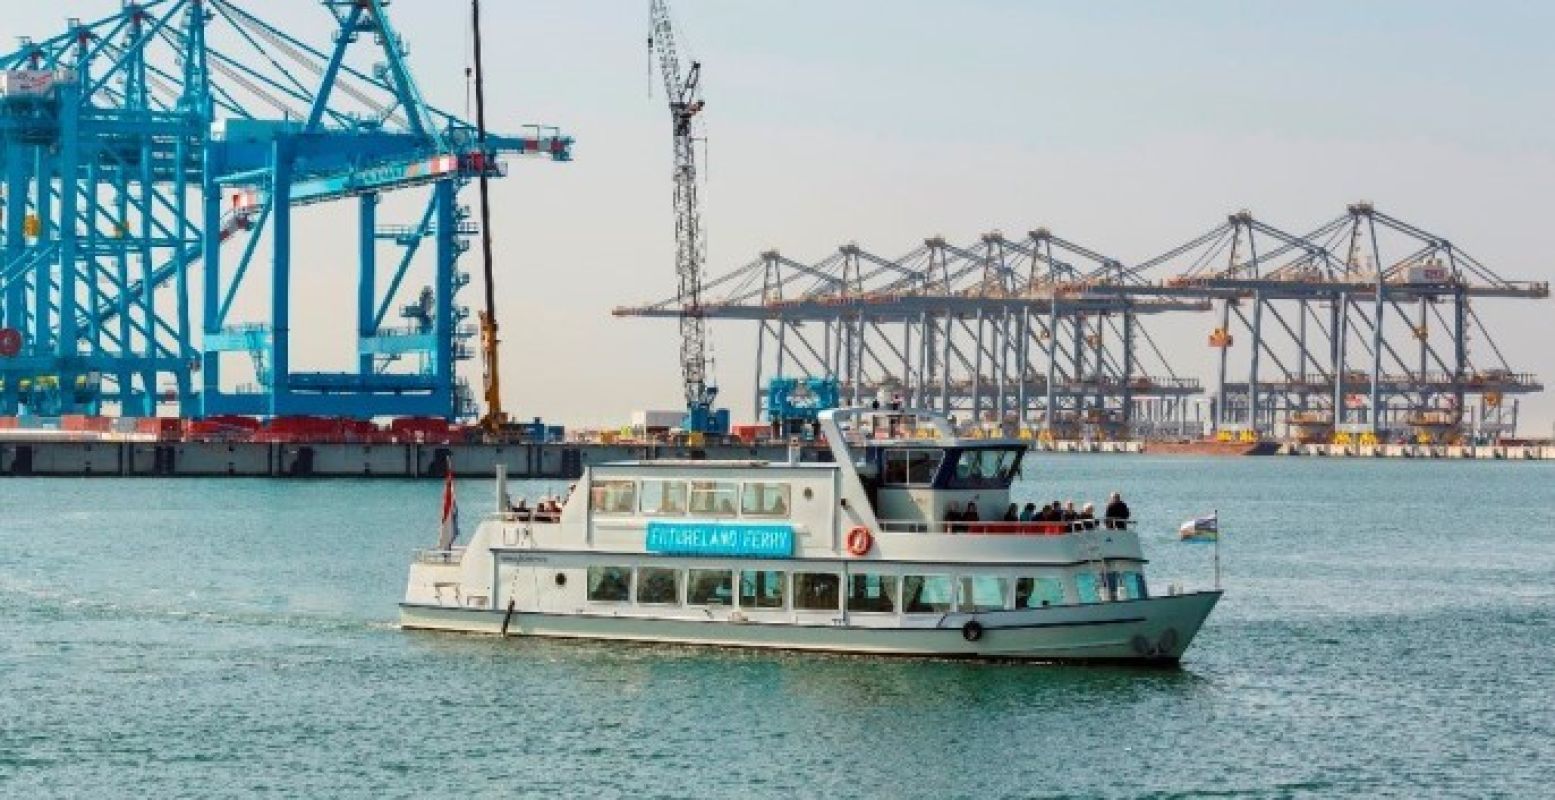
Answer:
648;0;724;434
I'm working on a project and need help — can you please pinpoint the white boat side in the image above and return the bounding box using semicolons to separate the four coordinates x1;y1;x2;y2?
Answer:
402;407;1221;664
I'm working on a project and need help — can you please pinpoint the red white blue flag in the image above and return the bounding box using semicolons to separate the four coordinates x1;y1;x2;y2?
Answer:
436;468;460;550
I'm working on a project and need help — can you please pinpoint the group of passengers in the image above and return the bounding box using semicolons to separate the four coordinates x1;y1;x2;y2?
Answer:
945;491;1131;532
510;483;576;522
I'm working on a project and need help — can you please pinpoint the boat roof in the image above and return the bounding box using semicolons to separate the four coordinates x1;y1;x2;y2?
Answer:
864;436;1027;449
598;459;838;469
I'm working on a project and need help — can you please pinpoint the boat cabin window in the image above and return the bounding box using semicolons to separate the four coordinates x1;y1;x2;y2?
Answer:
639;480;687;515
793;572;841;611
740;482;791;517
586;566;632;603
1075;573;1103;604
636;567;681;605
740;570;786;609
881;448;944;486
688;481;739;517
946;448;1022;489
1015;576;1066;608
591;480;638;515
1108;571;1148;601
902;575;954;613
846;574;899;613
687;569;734;606
958;576;1010;612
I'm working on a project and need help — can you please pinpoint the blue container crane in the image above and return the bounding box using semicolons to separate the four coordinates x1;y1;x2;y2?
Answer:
0;0;572;420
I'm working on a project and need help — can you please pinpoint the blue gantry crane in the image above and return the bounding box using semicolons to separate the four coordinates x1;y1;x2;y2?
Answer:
0;0;571;420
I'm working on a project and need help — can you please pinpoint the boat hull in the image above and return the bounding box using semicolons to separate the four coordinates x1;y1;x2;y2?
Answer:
400;591;1221;664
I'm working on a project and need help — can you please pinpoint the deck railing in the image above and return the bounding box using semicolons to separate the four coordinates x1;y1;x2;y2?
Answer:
877;519;1134;536
413;547;465;564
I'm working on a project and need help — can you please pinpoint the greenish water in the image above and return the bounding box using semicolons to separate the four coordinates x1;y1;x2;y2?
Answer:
2;457;1553;798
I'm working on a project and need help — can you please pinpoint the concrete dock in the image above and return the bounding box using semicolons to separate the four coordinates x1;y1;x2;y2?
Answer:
0;440;798;479
1;437;1550;478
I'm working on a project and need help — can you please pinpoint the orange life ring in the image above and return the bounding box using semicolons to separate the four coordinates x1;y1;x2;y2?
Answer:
846;526;873;556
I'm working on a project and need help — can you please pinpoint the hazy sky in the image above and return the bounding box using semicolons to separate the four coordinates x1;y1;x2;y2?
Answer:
9;1;1555;432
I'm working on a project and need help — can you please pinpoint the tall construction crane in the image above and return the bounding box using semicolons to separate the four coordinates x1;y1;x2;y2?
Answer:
471;0;506;434
648;0;728;436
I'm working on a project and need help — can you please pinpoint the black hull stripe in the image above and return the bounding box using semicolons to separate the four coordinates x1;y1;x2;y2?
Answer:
399;603;1153;633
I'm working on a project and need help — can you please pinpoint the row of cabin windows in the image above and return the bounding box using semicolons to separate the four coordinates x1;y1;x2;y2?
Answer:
591;479;792;518
584;566;1147;610
878;447;1023;488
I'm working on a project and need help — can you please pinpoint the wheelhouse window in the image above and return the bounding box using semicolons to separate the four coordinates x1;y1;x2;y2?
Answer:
740;482;791;517
882;448;944;486
586;566;631;603
639;480;687;515
902;575;954;613
590;479;638;515
793;572;841;611
1122;571;1148;600
687;569;733;606
688;481;739;517
958;576;1010;612
636;567;680;605
739;569;786;609
946;448;1022;490
846;574;899;613
1015;576;1066;608
1107;571;1148;601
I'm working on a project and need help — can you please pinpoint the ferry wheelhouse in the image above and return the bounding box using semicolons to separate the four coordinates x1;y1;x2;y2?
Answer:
401;408;1221;663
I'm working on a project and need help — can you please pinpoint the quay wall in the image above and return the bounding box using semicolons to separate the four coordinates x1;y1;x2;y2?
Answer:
0;440;799;478
2;439;1551;478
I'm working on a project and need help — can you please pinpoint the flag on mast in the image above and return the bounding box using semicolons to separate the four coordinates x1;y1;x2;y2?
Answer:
436;468;460;550
1179;511;1219;541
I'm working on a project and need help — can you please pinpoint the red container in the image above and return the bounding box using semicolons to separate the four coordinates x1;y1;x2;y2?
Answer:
135;417;184;439
731;424;765;444
184;415;259;441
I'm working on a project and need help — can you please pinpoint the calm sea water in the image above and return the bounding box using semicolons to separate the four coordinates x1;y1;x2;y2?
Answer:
2;457;1553;798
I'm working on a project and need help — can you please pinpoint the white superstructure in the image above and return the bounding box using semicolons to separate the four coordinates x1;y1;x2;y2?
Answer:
401;407;1220;663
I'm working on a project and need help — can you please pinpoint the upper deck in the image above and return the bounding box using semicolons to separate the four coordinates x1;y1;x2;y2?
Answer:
488;406;1142;566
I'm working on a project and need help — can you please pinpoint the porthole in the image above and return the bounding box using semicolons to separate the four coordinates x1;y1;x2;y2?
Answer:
554;572;567;587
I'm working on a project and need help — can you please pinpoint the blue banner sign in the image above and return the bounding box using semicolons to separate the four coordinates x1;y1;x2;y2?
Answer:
645;521;795;558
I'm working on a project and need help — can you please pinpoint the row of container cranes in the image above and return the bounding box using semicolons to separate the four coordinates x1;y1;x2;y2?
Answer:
0;2;1546;448
616;202;1548;445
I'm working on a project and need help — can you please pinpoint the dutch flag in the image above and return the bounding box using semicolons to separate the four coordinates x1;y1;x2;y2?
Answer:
436;467;460;551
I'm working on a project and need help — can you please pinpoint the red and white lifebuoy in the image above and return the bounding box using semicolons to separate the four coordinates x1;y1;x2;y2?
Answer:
846;526;873;556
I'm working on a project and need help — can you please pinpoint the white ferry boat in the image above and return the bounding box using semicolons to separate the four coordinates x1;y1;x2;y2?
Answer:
401;407;1221;664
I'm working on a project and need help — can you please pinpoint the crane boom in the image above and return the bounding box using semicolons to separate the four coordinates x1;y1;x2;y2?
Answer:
648;0;724;434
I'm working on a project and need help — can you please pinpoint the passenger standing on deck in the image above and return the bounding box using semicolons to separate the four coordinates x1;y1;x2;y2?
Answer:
944;502;964;532
1105;492;1131;530
1062;501;1078;522
964;501;981;522
1019;502;1038;522
1003;503;1020;522
1081;502;1097;530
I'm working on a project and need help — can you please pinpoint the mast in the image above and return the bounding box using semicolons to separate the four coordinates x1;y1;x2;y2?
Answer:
472;0;504;432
